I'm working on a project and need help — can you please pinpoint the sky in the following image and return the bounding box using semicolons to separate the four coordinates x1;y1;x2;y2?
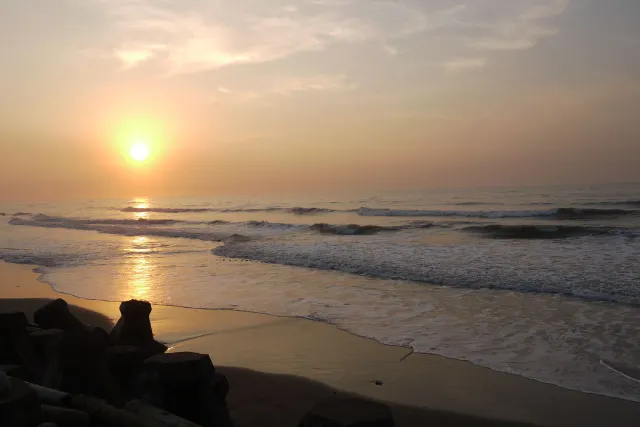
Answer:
1;0;639;200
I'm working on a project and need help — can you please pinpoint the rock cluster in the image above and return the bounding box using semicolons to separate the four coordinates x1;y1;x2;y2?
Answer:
0;299;233;427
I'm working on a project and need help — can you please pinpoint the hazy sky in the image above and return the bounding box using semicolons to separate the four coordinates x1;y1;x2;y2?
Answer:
1;0;639;200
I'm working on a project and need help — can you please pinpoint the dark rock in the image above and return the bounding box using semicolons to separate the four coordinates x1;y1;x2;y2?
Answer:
71;394;144;427
107;346;147;400
299;398;394;427
0;364;28;380
40;405;90;427
37;423;59;427
0;376;42;427
110;300;153;345
33;300;84;332
0;312;29;364
139;352;232;427
212;372;229;401
43;328;122;406
143;352;215;385
126;400;202;426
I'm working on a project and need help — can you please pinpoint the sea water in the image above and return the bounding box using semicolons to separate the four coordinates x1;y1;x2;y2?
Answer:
1;183;639;400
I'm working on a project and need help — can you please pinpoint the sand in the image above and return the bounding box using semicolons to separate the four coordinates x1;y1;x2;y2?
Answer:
1;261;639;426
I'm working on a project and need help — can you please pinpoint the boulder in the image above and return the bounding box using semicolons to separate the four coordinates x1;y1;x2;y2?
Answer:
33;300;84;332
299;398;394;427
0;374;42;427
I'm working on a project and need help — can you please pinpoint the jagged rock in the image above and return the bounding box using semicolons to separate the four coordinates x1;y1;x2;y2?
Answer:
0;375;42;427
43;327;122;406
71;395;144;427
40;405;90;427
139;352;232;427
33;300;84;332
299;398;394;427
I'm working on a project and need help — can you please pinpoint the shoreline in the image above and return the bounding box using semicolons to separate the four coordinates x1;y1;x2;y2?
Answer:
2;261;640;426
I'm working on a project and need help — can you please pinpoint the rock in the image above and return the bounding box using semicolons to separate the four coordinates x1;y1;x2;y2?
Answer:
0;364;28;379
43;327;122;406
110;300;153;345
139;352;232;427
71;395;144;427
212;372;229;401
110;300;167;360
126;400;202;427
0;376;41;427
107;346;147;400
38;423;59;427
24;382;72;406
33;300;84;332
299;398;394;427
40;405;90;427
0;312;29;364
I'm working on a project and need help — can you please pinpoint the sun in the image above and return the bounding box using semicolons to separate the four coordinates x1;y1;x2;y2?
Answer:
130;141;150;162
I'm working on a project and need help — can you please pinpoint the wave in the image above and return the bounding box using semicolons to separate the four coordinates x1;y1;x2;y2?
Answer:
120;206;338;214
464;224;639;239
213;240;640;305
31;214;178;225
9;217;246;243
310;223;401;235
586;200;640;207
357;207;639;219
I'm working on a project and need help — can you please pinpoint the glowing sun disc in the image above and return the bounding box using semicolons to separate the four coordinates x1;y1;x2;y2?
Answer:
130;142;150;162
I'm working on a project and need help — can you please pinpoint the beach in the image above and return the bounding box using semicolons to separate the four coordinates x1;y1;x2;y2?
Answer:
2;261;639;427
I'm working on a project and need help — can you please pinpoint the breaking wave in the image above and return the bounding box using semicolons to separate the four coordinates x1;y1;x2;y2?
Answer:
357;207;639;219
9;217;246;243
213;239;640;305
463;224;639;239
120;206;339;214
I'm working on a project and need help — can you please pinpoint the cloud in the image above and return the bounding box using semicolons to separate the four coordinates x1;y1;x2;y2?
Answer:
89;0;570;75
92;0;463;73
466;0;570;51
216;74;356;102
444;57;488;74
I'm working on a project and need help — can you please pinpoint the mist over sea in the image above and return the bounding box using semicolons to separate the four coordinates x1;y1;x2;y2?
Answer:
1;183;639;401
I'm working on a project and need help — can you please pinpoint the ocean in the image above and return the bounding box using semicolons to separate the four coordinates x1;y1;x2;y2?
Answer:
1;183;639;401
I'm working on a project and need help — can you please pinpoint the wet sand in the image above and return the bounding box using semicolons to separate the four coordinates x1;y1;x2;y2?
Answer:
1;261;639;426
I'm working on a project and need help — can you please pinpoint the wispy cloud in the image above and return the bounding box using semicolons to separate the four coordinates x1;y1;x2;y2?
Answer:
467;0;570;51
92;0;463;73
216;74;355;102
89;0;571;77
444;57;488;74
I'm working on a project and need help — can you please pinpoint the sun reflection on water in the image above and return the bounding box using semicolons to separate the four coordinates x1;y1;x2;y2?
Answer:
132;198;150;220
125;235;153;300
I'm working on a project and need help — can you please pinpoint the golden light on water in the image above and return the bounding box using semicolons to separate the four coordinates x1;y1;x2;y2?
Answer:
126;235;152;300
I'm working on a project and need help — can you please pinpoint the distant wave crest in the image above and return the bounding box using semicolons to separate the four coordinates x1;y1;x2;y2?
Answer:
463;224;639;239
357;207;639;219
